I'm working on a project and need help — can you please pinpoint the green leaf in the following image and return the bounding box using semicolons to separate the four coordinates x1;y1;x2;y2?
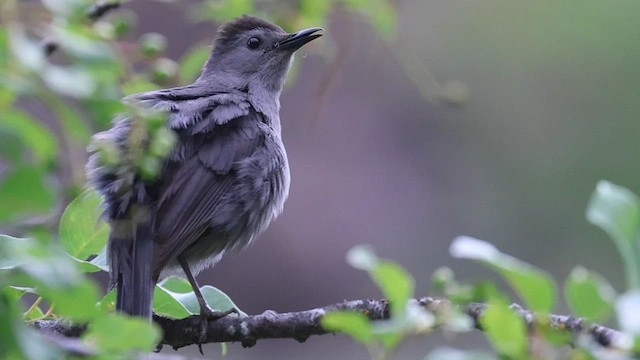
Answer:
565;266;615;321
346;244;379;271
155;277;246;318
9;27;45;71
53;24;114;61
1;237;101;320
0;287;61;359
450;236;556;313
98;290;116;313
481;304;528;358
322;311;374;344
59;189;108;260
299;0;332;29
122;77;159;96
41;0;87;17
89;247;108;270
0;235;27;270
139;33;168;57
40;280;100;320
71;246;108;273
153;283;192;319
5;286;36;302
42;65;96;98
587;181;640;289
346;246;415;315
179;45;209;83
0;166;55;223
196;286;245;316
0;110;58;166
83;314;161;352
372;261;414;316
158;276;193;293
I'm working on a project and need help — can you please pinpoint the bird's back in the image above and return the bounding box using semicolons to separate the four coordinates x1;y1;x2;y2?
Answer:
149;86;290;278
88;83;290;281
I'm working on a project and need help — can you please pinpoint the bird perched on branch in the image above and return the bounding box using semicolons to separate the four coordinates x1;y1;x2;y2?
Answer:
87;15;323;335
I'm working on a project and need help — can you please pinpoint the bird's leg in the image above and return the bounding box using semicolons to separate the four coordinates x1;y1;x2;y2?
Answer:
178;256;238;347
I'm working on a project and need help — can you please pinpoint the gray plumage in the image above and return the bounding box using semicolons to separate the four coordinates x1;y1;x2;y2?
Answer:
86;16;322;319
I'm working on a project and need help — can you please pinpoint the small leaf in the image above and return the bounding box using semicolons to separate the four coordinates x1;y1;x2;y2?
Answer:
54;24;114;61
322;311;374;344
587;181;640;245
122;77;159;96
371;261;414;316
346;244;378;271
59;189;108;260
40;280;100;320
179;45;209;83
42;65;96;98
1;237;101;320
9;27;45;71
450;237;556;312
0;166;55;223
97;290;116;313
0;110;58;166
155;278;246;318
5;286;36;302
616;290;640;335
70;248;109;273
41;0;86;17
565;266;615;321
299;0;331;29
83;314;161;351
0;235;28;270
158;276;194;293
153;284;192;319
481;304;528;358
198;286;245;316
89;247;109;270
587;181;640;289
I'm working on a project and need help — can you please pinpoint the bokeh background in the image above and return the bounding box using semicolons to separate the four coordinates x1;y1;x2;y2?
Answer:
2;1;640;359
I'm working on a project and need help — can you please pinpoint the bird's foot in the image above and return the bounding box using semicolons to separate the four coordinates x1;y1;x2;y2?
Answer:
195;305;239;354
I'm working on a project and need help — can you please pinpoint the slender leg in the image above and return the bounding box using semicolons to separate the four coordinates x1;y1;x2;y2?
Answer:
177;256;238;348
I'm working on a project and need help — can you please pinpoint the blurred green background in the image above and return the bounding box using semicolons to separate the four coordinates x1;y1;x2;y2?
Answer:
1;0;639;358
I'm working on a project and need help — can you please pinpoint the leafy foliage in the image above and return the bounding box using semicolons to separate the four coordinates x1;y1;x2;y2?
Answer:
0;0;398;357
0;0;637;359
322;182;640;360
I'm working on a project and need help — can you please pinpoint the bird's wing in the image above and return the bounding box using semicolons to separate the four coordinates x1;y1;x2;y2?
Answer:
148;92;266;277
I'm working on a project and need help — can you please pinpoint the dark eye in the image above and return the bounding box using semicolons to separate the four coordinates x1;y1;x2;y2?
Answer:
247;37;261;49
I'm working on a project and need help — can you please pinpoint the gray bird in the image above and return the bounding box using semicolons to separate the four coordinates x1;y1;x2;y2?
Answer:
86;15;322;327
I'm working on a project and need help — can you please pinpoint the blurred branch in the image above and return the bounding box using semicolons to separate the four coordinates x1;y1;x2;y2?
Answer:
43;1;122;57
32;297;626;351
87;1;121;21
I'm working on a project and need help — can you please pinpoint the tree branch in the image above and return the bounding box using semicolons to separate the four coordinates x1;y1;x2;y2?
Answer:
32;297;626;351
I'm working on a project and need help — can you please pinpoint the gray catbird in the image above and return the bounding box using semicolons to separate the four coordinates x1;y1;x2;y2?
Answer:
87;15;322;327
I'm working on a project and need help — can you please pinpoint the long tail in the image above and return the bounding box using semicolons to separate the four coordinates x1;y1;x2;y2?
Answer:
109;222;155;319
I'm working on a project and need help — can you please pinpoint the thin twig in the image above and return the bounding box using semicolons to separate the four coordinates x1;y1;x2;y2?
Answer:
32;297;627;351
86;1;121;21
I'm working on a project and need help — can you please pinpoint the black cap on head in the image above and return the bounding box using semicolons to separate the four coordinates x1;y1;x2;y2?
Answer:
214;15;284;51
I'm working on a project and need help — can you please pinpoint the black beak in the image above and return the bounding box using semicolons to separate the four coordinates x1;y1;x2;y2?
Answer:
276;27;324;51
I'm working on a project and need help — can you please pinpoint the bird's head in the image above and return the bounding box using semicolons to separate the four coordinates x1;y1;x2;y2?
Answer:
199;15;323;93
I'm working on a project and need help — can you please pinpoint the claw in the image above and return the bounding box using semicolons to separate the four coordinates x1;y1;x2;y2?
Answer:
178;256;239;354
